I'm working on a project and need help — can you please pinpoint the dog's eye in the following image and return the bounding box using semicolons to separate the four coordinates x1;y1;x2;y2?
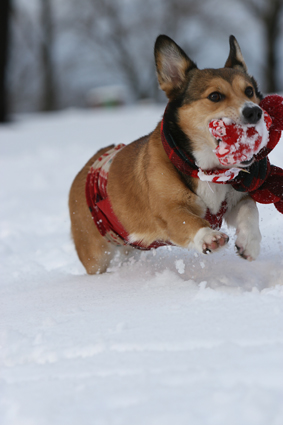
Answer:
208;92;223;102
245;86;254;98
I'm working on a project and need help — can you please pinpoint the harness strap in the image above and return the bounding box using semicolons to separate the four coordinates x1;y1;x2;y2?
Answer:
86;144;172;250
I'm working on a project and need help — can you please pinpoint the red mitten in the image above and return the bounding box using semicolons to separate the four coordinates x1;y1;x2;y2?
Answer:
209;111;272;166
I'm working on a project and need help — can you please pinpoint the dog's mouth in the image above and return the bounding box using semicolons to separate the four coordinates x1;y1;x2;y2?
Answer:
240;156;254;167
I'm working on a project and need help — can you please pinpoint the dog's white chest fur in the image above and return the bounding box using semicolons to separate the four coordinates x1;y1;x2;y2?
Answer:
196;180;244;215
193;145;246;216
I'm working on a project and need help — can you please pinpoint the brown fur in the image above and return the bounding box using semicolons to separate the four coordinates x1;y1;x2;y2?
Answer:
69;35;262;274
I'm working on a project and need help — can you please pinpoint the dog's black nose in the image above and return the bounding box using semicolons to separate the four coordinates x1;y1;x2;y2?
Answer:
242;105;262;124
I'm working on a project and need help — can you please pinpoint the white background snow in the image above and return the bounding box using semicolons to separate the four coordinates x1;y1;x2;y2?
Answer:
1;105;283;425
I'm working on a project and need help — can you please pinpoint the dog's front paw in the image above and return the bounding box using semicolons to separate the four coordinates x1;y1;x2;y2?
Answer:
235;228;261;261
193;227;229;254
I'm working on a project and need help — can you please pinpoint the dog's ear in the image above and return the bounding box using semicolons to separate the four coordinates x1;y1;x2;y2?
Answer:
154;35;197;99
225;35;248;72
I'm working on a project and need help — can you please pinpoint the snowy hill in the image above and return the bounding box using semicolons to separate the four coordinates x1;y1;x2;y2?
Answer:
1;106;283;425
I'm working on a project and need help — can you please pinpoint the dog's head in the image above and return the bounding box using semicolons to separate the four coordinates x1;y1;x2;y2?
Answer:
155;35;264;169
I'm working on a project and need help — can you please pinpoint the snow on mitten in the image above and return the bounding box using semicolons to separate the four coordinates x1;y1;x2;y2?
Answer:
209;111;272;166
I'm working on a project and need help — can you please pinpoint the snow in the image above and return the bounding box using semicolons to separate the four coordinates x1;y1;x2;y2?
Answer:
1;105;283;425
175;259;185;274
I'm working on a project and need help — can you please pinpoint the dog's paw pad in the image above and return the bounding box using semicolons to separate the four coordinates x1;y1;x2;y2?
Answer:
235;244;257;261
202;233;229;254
235;230;261;261
194;228;229;254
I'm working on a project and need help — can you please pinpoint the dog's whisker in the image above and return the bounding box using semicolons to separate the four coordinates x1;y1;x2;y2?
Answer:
206;182;214;193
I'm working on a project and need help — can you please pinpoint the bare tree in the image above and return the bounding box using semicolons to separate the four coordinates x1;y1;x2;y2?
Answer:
71;0;208;102
8;3;41;113
40;0;57;111
9;0;282;113
0;0;10;122
8;0;58;112
236;0;283;93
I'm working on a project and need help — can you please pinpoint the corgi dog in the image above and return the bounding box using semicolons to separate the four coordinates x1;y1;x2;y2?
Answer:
69;35;264;274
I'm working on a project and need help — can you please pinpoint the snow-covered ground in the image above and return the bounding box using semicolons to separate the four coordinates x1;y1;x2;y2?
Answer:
1;105;283;425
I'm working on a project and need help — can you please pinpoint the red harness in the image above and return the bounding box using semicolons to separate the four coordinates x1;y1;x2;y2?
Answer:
85;144;171;250
86;95;283;250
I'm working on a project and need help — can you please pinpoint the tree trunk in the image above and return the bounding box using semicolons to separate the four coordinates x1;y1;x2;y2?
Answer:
0;0;10;122
40;0;57;111
264;0;281;93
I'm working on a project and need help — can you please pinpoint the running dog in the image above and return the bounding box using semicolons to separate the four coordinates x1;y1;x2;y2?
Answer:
69;35;265;274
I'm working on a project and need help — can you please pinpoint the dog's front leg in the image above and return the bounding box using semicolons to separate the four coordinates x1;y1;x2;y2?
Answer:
225;196;261;261
164;209;229;254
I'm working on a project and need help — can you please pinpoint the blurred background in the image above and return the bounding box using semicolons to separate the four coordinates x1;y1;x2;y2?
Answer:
1;0;283;122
